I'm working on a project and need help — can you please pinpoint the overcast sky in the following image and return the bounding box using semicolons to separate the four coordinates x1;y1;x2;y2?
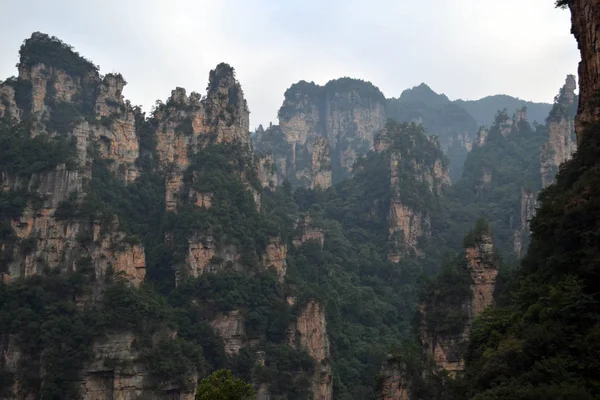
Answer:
0;0;579;128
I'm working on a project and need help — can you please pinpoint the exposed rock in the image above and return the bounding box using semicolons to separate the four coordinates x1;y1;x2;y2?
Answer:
514;188;536;257
257;153;278;190
289;301;332;400
262;236;287;282
378;359;412;400
292;214;325;249
540;75;578;188
1;167;145;288
514;107;528;127
155;65;250;211
183;235;240;282
569;0;600;140
211;310;246;355
188;190;213;208
499;116;513;137
0;84;20;121
465;230;498;316
310;138;332;189
1;331;197;400
81;332;197;400
387;202;427;263
257;79;386;187
420;229;498;375
475;127;488;147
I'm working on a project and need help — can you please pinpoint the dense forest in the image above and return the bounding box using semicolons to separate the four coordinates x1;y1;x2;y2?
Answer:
0;1;596;398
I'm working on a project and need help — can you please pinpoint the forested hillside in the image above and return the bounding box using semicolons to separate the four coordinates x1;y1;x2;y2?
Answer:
378;2;600;399
0;4;588;398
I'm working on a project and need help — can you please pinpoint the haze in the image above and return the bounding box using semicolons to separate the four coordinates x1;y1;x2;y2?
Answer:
0;0;579;128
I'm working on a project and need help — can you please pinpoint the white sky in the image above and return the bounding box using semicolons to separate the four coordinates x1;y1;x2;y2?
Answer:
0;0;579;128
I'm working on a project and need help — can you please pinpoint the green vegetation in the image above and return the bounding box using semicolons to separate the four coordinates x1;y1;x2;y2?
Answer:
19;33;98;78
196;369;254;400
1;23;594;400
0;116;77;176
455;95;552;127
386;86;478;181
456;122;600;399
432;109;547;259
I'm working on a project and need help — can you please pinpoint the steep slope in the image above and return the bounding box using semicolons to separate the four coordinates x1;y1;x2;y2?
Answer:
0;33;328;400
386;84;477;181
433;77;577;260
458;2;600;398
378;3;600;399
253;78;387;188
455;95;553;128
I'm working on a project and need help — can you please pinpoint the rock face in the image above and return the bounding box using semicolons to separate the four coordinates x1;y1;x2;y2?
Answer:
182;235;240;283
376;123;449;262
211;310;246;356
1;167;145;288
81;333;197;400
378;359;412;400
292;214;325;249
153;64;250;211
569;0;600;141
253;79;386;187
514;188;537;257
262;236;287;282
289;301;333;400
4;34;142;182
540;75;578;188
419;229;499;375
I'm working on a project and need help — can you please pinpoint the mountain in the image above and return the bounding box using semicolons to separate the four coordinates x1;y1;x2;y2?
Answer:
0;19;586;400
455;95;553;127
378;2;600;399
255;81;553;185
386;84;478;181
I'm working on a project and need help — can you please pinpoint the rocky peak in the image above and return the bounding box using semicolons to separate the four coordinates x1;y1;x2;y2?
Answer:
398;83;451;106
514;106;528;126
419;222;499;375
268;78;386;186
154;64;251;211
464;224;498;316
95;73;127;117
475;127;488;147
541;75;578;187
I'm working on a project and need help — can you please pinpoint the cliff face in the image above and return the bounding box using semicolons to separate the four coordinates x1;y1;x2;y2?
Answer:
375;122;449;262
262;235;287;282
569;0;600;141
253;79;386;187
211;310;246;356
154;64;250;212
419;228;498;374
289;301;333;400
1;168;145;288
513;188;537;257
540;75;578;188
82;332;197;400
378;360;412;400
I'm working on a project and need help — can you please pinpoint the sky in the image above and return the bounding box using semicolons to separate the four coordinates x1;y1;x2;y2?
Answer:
0;0;579;128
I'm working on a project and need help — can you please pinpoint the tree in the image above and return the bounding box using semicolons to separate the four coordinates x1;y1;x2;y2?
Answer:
196;369;255;400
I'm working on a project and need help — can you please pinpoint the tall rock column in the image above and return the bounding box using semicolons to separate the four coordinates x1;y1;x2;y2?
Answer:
540;75;578;188
154;63;250;211
419;226;499;375
289;301;333;400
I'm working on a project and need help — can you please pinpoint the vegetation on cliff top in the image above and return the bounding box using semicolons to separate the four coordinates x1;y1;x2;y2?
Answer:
19;32;99;77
